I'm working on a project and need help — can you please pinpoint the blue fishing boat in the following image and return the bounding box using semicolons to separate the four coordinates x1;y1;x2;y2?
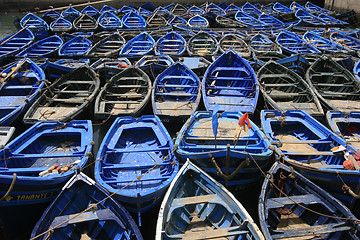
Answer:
119;32;155;57
138;7;153;18
202;50;259;113
0;120;92;206
331;32;360;53
94;115;179;215
305;55;360;113
152;62;200;121
0;28;34;60
290;1;307;12
188;6;205;15
122;10;146;29
0;58;44;124
61;6;80;22
242;2;263;18
156;160;265;240
154;31;186;56
354;59;360;81
258;13;286;27
260;161;360;240
140;2;156;12
273;2;294;14
257;60;324;117
81;5;100;17
167;15;187;26
249;33;282;54
219;34;252;58
224;3;242;14
20;12;49;39
16;35;63;59
41;9;60;24
204;3;226;16
276;54;310;77
319;13;348;26
305;1;333;15
23;65;100;124
94;66;151;120
153;6;170;17
58;36;92;57
261;109;360;208
49;17;72;32
164;3;176;11
327;111;360;150
303;31;347;53
31;172;143;240
97;11;122;30
40;58;89;82
120;5;137;14
235;11;268;27
86;32;125;57
295;9;326;27
175;110;272;190
187;31;219;56
187;15;209;28
276;30;321;55
135;55;174;81
100;4;118;14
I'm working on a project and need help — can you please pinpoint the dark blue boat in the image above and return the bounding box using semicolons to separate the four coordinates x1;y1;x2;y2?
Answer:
152;62;200;121
0;120;92;206
202;50;259;113
42;9;60;24
119;32;155;57
175;111;273;189
0;28;34;60
16;35;63;59
242;2;263;18
97;11;123;30
305;1;333;15
81;5;100;17
187;31;219;56
327;111;360;151
120;5;136;14
249;33;282;54
303;31;347;53
100;4;118;14
235;11;268;27
258;13;286;27
167;15;187;26
137;7;153;18
188;6;205;15
318;13;349;26
273;2;294;14
0;58;45;125
49;17;72;32
187;15;209;28
122;10;146;29
94;115;179;215
205;3;226;16
134;55;174;81
261;110;360;208
276;54;310;77
260;161;360;240
31;172;143;240
330;32;360;53
60;6;80;22
86;32;125;57
40;58;90;82
153;6;170;17
20;12;49;39
154;31;186;56
295;9;326;27
156;160;265;240
276;30;321;55
58;36;92;57
224;3;242;14
354;59;360;82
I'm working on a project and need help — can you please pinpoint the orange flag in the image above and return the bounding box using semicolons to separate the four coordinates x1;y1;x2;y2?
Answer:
234;113;252;142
